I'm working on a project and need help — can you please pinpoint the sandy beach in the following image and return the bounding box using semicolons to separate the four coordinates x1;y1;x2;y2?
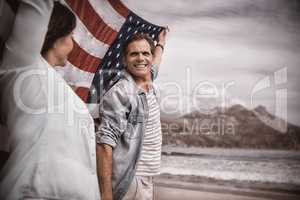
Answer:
154;177;300;200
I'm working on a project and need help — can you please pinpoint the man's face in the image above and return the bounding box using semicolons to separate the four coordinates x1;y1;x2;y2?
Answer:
124;39;153;80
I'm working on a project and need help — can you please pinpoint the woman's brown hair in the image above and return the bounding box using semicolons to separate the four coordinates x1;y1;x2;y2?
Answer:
41;2;76;56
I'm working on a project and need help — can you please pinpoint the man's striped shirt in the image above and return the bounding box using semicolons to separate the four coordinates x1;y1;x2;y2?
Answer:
135;87;162;176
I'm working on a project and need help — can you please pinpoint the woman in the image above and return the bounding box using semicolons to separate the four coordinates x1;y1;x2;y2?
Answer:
0;0;15;173
0;1;100;199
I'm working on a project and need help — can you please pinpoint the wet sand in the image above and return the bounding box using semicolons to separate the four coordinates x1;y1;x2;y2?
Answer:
154;176;300;200
154;186;299;200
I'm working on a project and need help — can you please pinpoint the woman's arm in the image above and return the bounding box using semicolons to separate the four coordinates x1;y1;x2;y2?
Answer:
1;0;54;68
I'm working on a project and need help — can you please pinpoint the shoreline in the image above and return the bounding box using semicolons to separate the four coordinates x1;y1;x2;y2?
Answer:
155;174;300;195
161;146;300;159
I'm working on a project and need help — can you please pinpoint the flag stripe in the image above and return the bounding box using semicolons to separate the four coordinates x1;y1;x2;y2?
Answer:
65;0;117;45
73;16;110;59
62;0;111;59
75;87;90;102
107;0;130;18
68;41;101;73
89;0;125;31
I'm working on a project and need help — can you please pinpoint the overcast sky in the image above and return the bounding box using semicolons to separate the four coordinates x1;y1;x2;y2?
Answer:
123;0;300;126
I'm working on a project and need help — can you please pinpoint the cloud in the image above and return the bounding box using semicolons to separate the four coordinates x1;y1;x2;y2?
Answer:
122;0;300;125
123;0;300;27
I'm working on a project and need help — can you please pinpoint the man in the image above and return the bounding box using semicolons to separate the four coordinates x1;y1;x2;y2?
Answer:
96;29;168;200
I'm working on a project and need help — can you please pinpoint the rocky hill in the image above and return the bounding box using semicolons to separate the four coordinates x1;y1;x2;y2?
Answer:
161;105;300;149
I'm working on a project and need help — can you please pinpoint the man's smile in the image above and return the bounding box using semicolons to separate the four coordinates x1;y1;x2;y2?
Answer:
133;63;149;68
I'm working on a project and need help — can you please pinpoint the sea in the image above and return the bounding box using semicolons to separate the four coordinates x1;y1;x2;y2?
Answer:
161;146;300;186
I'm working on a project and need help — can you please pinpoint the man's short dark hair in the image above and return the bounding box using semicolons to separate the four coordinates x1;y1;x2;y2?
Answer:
122;33;155;56
41;2;76;55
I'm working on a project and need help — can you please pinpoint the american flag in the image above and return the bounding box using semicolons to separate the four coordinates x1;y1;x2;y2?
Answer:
60;0;163;117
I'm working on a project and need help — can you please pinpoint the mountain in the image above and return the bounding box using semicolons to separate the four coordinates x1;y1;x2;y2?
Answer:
161;104;300;149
